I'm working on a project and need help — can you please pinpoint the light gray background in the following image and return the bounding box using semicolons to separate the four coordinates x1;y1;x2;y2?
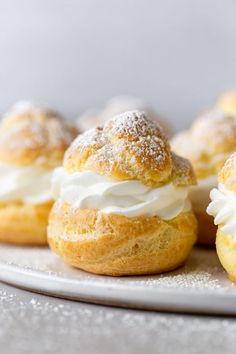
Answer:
0;0;236;130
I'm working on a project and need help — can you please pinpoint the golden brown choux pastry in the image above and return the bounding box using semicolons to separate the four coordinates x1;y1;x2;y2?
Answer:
77;96;172;137
171;109;236;246
0;101;78;245
207;153;236;282
216;90;236;116
48;110;197;276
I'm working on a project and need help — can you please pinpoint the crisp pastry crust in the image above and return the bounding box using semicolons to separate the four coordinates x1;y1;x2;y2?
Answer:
77;96;172;136
0;104;78;168
216;90;236;116
211;153;236;280
48;110;197;275
65;111;195;188
48;202;197;276
0;201;52;245
0;103;78;245
171;110;236;179
216;229;236;282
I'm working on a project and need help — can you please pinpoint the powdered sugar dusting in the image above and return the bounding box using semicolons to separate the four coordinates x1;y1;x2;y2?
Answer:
67;111;176;181
128;135;168;165
70;127;105;151
173;110;236;155
0;104;78;155
76;95;170;137
0;120;46;150
106;110;165;139
2;282;236;354
171;152;196;185
192;109;236;146
0;245;234;294
105;111;169;168
172;109;236;177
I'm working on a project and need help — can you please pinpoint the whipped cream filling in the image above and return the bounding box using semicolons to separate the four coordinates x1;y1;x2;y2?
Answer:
0;164;53;204
189;174;218;212
52;168;191;219
207;184;236;240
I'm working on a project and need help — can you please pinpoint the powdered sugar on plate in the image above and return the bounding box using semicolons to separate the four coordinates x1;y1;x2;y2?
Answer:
0;244;234;291
0;244;236;314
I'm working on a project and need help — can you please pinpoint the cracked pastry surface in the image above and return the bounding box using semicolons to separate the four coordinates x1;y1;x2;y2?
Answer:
48;110;197;276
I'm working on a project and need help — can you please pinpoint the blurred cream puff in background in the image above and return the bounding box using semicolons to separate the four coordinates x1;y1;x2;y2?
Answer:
0;101;78;245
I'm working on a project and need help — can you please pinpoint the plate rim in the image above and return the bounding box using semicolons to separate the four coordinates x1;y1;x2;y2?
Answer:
1;261;236;315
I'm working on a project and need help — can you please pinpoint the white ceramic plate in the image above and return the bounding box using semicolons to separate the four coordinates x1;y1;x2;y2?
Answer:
0;244;235;315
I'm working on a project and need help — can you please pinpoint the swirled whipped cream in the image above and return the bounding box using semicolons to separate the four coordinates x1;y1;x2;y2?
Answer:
52;168;191;219
207;184;236;239
0;164;53;204
189;174;218;212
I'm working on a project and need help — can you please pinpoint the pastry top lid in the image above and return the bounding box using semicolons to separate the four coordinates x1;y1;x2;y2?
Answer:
77;96;171;137
65;110;195;187
0;102;78;169
171;109;236;179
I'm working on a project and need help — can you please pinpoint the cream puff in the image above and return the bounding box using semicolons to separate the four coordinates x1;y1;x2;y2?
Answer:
207;153;236;282
48;110;197;276
0;101;78;245
77;95;171;136
171;109;236;246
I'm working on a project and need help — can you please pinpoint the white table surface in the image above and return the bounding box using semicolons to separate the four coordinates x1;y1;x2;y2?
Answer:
1;282;236;354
